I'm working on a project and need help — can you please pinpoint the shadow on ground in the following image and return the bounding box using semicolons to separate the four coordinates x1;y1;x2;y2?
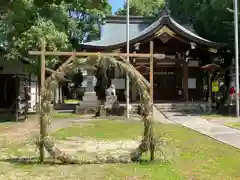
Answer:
1;157;65;165
1;157;164;166
0;119;19;123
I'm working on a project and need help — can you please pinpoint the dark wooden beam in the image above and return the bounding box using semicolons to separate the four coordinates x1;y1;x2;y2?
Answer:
149;41;154;104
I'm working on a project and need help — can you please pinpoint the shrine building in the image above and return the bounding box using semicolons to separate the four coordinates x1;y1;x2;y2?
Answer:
77;11;229;102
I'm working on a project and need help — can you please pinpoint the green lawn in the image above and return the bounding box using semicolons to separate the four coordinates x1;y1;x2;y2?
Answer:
201;113;238;120
53;120;143;140
225;122;240;129
51;112;82;119
64;99;80;104
1;120;240;179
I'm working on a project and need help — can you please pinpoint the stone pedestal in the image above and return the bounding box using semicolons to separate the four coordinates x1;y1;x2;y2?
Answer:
104;94;126;116
81;91;99;108
105;95;117;108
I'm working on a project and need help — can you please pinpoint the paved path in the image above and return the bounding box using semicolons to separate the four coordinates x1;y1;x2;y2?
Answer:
163;111;240;149
153;106;174;124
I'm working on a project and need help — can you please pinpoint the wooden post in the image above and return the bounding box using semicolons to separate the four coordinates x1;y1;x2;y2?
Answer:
183;60;188;101
131;51;136;102
149;41;155;161
149;41;154;106
39;39;46;163
208;72;212;112
15;75;19;121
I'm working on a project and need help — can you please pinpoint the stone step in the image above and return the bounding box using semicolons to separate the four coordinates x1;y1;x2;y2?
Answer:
83;92;97;96
79;102;100;106
154;103;207;113
76;105;99;110
79;100;100;107
54;103;77;110
82;96;98;101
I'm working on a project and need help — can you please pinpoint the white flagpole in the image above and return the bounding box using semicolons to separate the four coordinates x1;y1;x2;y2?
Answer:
234;0;239;116
126;0;130;119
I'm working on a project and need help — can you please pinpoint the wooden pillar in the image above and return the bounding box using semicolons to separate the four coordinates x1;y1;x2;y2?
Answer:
183;60;188;101
131;51;137;102
131;84;137;102
15;75;19;121
35;76;39;112
150;41;154;104
149;41;155;161
28;73;32;113
59;84;63;103
114;66;117;78
55;83;60;103
39;39;46;163
208;72;212;112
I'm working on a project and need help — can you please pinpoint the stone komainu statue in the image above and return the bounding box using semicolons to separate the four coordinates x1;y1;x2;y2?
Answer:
106;84;116;96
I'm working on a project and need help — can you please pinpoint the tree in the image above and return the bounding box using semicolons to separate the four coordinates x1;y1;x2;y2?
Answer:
0;0;12;12
0;0;112;70
115;0;234;45
115;0;165;16
72;73;83;87
169;0;234;44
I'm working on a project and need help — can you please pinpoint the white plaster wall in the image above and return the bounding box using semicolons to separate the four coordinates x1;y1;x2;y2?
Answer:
29;75;38;113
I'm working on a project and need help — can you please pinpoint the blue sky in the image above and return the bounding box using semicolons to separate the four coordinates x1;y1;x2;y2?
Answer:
108;0;124;13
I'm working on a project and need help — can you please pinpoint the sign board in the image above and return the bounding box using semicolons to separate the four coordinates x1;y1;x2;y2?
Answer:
111;79;125;89
212;81;219;92
188;78;196;89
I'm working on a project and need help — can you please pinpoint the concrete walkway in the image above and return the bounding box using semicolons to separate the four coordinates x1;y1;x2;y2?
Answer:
153;106;174;124
163;111;240;149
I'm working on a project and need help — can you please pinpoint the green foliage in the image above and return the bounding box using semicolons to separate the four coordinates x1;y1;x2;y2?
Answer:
71;70;84;87
196;0;233;44
115;0;234;45
0;0;12;12
0;0;112;70
115;0;165;16
169;0;234;44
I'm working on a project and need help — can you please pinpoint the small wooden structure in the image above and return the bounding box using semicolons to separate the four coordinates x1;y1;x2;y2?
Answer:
0;48;38;121
200;63;223;112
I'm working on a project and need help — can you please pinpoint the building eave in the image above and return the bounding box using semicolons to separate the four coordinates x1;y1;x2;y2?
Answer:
79;14;227;50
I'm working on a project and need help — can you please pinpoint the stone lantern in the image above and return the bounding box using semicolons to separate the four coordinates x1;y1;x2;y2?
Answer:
76;66;99;113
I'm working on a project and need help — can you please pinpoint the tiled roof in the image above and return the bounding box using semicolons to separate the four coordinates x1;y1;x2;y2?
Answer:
82;16;152;47
84;22;149;46
80;13;226;49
